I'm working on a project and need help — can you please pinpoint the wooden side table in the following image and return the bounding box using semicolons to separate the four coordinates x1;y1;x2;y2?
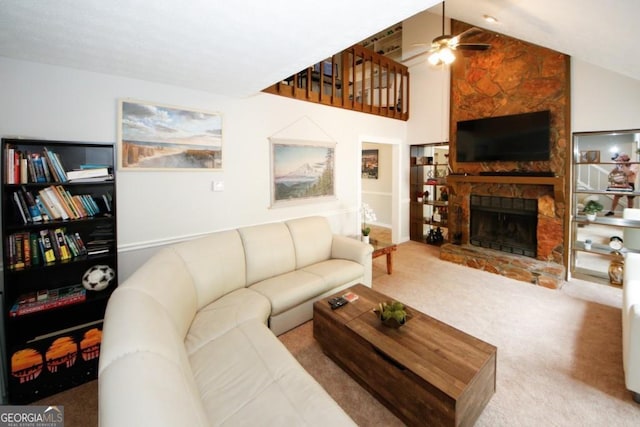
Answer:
370;239;397;274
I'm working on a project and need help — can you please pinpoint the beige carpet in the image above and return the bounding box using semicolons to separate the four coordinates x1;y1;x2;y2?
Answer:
34;240;640;426
281;241;639;426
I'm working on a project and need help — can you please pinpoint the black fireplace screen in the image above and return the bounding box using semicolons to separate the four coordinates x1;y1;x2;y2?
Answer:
470;195;537;257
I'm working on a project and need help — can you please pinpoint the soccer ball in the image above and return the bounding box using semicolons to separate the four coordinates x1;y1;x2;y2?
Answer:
82;265;115;291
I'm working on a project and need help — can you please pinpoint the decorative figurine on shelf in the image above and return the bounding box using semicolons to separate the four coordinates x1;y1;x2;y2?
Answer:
426;227;445;245
606;153;638;216
440;187;448;201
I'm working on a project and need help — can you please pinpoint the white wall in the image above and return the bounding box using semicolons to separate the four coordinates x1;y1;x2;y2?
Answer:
572;59;640;132
0;57;407;279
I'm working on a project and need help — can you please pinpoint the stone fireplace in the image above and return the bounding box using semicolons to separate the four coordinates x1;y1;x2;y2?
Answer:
470;195;537;258
438;20;570;289
441;178;565;289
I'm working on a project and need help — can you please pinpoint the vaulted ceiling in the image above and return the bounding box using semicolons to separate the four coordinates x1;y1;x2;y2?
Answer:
0;1;638;98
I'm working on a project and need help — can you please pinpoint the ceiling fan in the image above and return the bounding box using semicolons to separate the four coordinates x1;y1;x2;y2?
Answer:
405;1;490;65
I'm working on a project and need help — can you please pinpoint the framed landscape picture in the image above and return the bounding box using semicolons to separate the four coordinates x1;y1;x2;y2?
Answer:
118;99;222;170
270;139;336;207
362;149;379;179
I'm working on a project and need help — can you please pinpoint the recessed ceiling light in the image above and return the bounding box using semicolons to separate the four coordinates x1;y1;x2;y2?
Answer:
483;14;498;24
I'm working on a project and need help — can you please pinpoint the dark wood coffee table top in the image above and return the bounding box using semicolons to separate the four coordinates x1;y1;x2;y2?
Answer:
314;284;497;427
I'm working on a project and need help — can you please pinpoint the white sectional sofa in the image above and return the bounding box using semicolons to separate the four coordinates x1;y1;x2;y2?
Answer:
623;251;640;403
99;216;372;426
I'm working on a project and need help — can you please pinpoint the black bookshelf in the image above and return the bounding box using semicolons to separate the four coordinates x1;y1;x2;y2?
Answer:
1;138;117;403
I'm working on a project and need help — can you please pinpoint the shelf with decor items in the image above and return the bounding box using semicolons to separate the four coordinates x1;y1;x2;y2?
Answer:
1;138;117;404
570;130;640;285
410;143;449;245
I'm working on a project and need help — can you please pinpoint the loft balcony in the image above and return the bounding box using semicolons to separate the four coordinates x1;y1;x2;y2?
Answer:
263;44;409;121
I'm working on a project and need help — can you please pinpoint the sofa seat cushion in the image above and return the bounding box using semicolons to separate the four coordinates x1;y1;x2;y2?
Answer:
301;259;364;289
249;270;327;315
185;288;271;355
189;320;355;426
100;351;210;427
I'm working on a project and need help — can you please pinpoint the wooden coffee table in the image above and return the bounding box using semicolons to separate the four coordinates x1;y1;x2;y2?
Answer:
313;284;496;427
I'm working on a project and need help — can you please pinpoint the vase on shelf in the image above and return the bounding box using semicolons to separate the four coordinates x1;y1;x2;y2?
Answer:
608;251;624;285
362;235;370;244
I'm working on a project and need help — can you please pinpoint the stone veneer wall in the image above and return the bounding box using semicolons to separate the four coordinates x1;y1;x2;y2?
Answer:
442;20;571;288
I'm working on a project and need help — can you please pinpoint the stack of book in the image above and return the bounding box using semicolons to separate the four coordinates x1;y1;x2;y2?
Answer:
85;223;115;256
606;185;634;192
4;145;69;184
10;285;86;317
5;228;88;269
66;165;113;182
12;185;110;224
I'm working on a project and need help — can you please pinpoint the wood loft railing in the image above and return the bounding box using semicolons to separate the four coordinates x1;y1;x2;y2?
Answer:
263;45;409;121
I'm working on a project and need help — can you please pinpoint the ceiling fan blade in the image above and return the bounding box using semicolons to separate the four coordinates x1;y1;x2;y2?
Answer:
455;27;484;40
456;43;491;51
401;49;431;63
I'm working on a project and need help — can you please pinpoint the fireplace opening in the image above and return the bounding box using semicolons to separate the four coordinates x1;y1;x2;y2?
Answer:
470;195;537;258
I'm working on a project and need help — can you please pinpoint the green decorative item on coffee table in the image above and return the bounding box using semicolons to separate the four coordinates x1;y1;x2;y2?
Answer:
374;301;411;328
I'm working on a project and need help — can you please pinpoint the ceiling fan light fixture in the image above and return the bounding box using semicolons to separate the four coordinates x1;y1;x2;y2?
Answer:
440;47;455;64
427;47;455;66
427;51;442;66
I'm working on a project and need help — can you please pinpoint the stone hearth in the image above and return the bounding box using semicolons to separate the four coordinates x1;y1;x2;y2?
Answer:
440;243;565;289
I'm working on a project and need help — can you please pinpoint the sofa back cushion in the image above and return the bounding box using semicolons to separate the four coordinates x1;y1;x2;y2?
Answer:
239;222;296;285
172;230;247;310
286;216;333;269
115;247;198;338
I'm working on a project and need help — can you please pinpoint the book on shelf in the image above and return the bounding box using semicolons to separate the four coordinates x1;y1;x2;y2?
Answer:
6;231;37;269
12;187;48;224
12;192;30;224
5;227;96;269
10;285;87;317
37;189;64;220
20;186;43;222
4;145;22;184
66;167;112;181
43;147;68;182
3;145;104;184
606;185;634;192
38;229;56;263
31;184;103;221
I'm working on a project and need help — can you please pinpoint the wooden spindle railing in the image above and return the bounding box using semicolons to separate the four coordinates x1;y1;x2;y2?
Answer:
263;44;409;121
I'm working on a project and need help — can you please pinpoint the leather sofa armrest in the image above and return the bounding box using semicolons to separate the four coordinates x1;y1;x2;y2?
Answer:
331;235;373;286
331;234;373;263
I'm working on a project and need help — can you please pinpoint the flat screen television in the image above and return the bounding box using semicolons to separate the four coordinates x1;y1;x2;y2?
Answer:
456;110;551;162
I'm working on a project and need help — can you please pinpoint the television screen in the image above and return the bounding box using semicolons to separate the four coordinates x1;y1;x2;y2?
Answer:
456;110;551;162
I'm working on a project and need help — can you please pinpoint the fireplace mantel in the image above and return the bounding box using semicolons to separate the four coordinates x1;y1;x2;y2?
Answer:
446;175;565;201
